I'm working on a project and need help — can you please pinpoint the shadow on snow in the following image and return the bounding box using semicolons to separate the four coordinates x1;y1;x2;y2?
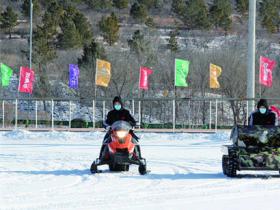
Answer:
121;172;280;180
0;169;91;176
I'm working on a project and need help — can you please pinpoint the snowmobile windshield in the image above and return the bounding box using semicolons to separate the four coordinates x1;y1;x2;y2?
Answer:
111;120;132;132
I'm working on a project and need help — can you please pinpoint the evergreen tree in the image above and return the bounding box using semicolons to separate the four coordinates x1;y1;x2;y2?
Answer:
0;6;18;39
33;26;56;65
235;0;248;15
184;0;210;30
130;3;148;23
84;0;112;10
167;29;179;52
210;0;232;32
22;0;41;18
33;25;56;99
113;0;129;9
127;30;149;57
171;0;186;17
138;0;157;9
145;16;155;27
73;12;93;45
260;0;280;33
59;18;82;49
0;7;3;23
99;12;120;45
78;40;106;68
58;6;92;48
127;30;156;68
41;1;64;36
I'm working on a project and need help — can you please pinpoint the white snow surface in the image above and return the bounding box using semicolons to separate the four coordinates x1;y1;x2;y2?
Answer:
0;130;279;210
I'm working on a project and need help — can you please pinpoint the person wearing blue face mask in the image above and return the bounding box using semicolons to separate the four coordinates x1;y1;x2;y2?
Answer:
104;96;136;127
249;99;277;126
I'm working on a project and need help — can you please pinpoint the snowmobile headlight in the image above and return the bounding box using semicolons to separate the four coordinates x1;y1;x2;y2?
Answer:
221;146;229;155
116;130;129;139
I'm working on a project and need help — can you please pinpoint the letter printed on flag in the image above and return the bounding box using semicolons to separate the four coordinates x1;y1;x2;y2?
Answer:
175;59;189;87
210;63;222;89
0;63;13;87
259;56;276;87
18;66;35;94
96;59;111;87
69;64;79;89
139;66;153;90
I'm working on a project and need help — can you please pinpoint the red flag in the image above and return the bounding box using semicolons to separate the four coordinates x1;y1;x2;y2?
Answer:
259;56;276;87
139;66;153;90
18;66;35;93
270;105;280;120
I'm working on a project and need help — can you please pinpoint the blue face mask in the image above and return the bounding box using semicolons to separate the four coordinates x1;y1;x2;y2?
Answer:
259;108;267;114
114;104;122;111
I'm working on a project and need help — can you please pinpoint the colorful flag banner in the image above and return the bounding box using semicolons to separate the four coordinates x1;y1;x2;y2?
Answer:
270;105;280;120
139;66;153;90
18;66;35;94
175;59;190;87
69;64;79;89
259;56;277;87
96;59;111;87
210;63;222;89
0;63;13;87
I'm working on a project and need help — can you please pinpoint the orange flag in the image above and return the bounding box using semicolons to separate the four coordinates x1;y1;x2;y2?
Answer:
210;63;222;89
95;59;111;87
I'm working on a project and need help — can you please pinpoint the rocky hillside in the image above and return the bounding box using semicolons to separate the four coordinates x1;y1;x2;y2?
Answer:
0;0;279;100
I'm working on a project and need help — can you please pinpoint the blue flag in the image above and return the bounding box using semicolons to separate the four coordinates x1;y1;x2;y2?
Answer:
69;64;79;89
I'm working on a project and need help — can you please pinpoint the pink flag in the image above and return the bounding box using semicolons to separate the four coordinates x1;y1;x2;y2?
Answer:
259;56;277;87
139;66;153;90
270;105;280;120
18;66;35;94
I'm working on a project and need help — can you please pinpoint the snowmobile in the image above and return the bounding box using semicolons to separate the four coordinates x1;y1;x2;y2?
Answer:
90;120;147;175
222;125;280;177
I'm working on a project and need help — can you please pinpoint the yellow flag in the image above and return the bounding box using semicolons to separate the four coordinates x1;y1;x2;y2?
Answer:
96;59;111;87
210;63;222;89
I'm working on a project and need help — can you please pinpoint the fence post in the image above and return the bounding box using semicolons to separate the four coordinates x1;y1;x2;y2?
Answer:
215;99;218;132
209;101;212;130
138;100;141;129
103;101;106;122
69;101;71;129
188;100;191;129
35;100;38;129
92;100;95;129
246;100;249;125
132;99;135;116
173;99;175;132
51;99;54;130
2;100;4;128
15;99;18;129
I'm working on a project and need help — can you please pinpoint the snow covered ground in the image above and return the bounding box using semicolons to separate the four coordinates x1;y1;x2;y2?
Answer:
0;130;279;210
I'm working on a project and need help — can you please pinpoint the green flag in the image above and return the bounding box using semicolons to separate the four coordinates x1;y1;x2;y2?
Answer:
0;63;13;87
175;58;189;87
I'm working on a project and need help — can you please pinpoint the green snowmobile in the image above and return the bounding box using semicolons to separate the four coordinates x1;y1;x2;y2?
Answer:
222;125;280;177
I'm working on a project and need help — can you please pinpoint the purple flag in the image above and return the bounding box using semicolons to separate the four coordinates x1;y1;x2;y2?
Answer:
69;64;79;89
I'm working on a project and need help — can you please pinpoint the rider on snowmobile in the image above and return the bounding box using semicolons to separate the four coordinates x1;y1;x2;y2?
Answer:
249;99;277;126
99;96;137;159
104;96;136;129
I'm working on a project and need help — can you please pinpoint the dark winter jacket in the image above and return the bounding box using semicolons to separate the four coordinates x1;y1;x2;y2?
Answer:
105;108;136;127
249;110;277;126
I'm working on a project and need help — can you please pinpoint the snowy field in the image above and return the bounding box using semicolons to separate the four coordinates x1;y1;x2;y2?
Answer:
0;130;280;210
